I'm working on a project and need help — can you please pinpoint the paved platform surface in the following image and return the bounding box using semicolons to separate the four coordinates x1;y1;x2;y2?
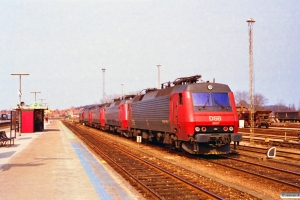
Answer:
0;120;144;200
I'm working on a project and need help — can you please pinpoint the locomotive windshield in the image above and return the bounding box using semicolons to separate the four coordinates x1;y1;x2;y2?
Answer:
192;93;212;107
211;93;230;107
192;92;230;107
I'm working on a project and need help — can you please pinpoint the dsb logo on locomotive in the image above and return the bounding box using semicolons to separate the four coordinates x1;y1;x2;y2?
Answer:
209;116;222;121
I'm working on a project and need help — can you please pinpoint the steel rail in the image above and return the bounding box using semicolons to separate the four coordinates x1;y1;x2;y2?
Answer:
233;145;300;160
213;155;300;190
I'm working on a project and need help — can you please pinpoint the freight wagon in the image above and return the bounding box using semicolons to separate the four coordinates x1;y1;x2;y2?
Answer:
275;111;300;122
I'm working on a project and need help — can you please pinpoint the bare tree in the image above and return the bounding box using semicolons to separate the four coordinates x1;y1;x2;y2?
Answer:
254;93;268;110
234;91;249;107
100;93;119;104
290;103;296;111
276;99;288;111
234;91;268;110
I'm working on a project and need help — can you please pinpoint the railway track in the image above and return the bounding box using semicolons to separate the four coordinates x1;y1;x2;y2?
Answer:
241;137;300;149
234;145;300;160
63;121;225;200
205;154;300;192
241;132;299;141
238;127;300;148
239;127;300;137
271;123;300;129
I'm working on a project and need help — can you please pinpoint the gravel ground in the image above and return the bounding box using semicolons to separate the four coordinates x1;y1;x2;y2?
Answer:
69;119;300;200
89;130;289;200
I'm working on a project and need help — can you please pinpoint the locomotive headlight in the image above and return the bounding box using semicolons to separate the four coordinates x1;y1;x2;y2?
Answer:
229;126;234;131
223;126;228;131
195;127;200;132
201;127;207;132
207;84;213;90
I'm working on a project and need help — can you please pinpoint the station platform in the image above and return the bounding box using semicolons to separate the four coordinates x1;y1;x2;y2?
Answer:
0;120;143;200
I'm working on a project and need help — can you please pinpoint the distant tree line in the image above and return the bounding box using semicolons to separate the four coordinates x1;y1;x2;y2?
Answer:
234;90;299;112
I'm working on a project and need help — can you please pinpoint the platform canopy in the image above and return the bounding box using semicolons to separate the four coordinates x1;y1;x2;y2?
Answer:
11;103;48;111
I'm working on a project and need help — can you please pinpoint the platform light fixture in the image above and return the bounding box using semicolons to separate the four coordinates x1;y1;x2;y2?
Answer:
31;91;41;103
11;73;29;105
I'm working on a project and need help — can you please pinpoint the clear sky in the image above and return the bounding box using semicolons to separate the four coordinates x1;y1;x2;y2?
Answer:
1;0;299;110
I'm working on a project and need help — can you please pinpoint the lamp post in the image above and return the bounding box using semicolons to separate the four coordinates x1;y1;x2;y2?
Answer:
38;98;46;105
156;64;161;89
31;91;41;103
102;68;106;102
121;83;124;99
11;73;29;136
11;73;29;105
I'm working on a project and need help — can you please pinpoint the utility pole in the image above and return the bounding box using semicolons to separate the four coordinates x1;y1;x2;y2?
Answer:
102;68;106;102
247;18;255;143
156;64;161;89
31;91;41;103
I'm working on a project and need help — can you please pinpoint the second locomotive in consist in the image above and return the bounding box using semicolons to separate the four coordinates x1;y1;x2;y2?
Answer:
79;75;242;154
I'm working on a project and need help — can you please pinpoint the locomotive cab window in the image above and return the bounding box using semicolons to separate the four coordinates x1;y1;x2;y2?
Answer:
179;93;183;105
192;93;212;107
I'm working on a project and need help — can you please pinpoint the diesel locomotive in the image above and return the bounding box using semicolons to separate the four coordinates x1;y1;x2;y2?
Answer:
79;75;242;154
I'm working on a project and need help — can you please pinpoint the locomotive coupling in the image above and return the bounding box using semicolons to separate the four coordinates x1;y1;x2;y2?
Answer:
195;134;211;143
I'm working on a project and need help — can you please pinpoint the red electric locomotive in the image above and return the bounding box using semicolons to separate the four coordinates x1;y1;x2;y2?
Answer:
79;108;92;126
80;75;242;154
101;95;135;135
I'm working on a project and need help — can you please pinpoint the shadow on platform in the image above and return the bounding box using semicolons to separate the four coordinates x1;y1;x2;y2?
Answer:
44;129;61;132
0;163;45;171
18;137;32;140
0;151;16;159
